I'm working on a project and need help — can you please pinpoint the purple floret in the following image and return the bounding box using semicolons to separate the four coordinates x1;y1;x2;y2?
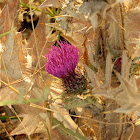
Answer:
114;57;122;73
45;41;79;78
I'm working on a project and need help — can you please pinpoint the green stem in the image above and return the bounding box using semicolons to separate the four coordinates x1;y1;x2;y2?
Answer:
20;2;55;17
0;116;23;121
0;28;15;38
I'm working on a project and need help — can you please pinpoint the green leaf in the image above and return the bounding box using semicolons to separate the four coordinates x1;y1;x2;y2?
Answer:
52;118;90;140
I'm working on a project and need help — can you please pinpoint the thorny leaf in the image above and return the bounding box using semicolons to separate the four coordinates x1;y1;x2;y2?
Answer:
114;73;140;115
89;50;136;110
89;51;112;95
91;51;133;102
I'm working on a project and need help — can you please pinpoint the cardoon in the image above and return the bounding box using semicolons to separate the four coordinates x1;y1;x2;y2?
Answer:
46;41;87;94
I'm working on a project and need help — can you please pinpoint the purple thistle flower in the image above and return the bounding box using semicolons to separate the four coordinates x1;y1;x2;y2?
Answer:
46;41;79;78
46;41;87;94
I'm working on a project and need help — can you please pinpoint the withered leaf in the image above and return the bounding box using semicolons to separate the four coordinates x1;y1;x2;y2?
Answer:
0;0;19;44
114;73;140;115
39;0;62;8
2;31;22;79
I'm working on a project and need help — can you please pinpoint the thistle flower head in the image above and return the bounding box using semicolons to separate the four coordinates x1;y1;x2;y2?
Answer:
46;40;87;94
46;41;79;78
